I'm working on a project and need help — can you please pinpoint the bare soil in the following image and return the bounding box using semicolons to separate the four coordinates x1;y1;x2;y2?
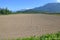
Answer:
0;14;60;39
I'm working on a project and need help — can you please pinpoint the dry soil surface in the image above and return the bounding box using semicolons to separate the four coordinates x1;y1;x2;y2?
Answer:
0;14;60;39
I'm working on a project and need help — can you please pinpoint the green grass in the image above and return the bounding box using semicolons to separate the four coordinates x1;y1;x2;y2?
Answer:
11;31;60;40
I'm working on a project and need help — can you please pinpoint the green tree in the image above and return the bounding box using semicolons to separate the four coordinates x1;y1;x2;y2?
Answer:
0;8;13;15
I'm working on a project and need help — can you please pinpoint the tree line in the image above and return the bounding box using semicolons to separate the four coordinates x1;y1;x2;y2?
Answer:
0;8;13;15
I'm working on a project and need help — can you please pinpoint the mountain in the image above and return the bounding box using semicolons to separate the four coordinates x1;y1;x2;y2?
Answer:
22;3;60;13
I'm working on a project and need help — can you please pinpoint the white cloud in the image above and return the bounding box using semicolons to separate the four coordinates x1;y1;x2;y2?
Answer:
57;0;60;3
25;8;30;9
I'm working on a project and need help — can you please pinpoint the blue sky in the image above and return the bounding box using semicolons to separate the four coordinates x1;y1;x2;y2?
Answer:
0;0;59;11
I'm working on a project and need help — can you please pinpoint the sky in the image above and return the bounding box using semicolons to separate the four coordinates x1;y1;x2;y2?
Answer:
0;0;60;11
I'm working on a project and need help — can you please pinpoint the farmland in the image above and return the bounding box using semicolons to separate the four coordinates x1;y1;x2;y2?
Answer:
0;14;60;40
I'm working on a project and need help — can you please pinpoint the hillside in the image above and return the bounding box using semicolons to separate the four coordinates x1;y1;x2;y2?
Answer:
20;3;60;13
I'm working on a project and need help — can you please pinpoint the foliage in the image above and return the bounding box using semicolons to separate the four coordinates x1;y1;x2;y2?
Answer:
0;8;13;15
12;31;60;40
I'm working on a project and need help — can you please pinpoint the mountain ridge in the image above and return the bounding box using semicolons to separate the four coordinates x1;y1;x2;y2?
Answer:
21;3;60;13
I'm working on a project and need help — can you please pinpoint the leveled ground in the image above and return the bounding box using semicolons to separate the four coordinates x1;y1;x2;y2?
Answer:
0;14;60;39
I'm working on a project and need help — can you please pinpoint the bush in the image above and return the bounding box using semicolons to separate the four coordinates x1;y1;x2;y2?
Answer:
15;31;60;40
